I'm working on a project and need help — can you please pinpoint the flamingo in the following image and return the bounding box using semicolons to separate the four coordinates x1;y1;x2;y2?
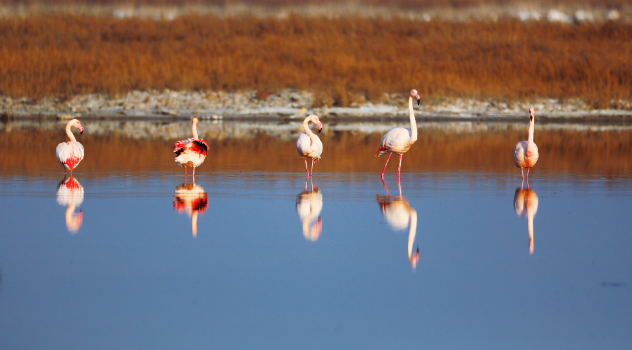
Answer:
296;188;323;241
174;117;209;183
513;188;539;254
514;107;539;188
377;194;420;269
296;114;323;181
56;119;84;176
174;183;208;238
376;89;421;184
56;176;84;234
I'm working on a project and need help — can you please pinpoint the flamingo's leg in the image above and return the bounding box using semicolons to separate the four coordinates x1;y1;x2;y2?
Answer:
397;154;403;184
381;153;392;181
520;168;524;189
304;159;310;178
193;167;196;184
526;168;530;189
311;159;315;177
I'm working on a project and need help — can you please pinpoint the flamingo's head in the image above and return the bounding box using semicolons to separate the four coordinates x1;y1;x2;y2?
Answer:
70;119;84;135
192;117;199;125
410;246;420;269
309;115;323;133
529;107;535;122
410;89;421;105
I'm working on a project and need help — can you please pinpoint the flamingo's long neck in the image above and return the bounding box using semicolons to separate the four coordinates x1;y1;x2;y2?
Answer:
303;118;315;141
66;123;77;142
408;96;418;142
192;211;198;238
192;123;199;139
407;209;418;261
528;119;535;144
528;211;534;254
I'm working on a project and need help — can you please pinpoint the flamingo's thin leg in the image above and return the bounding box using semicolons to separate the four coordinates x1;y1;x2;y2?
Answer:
398;180;402;197
304;159;310;178
311;159;315;177
397;154;403;184
521;168;524;189
382;179;391;196
381;153;392;181
193;167;196;184
526;168;530;189
304;178;308;192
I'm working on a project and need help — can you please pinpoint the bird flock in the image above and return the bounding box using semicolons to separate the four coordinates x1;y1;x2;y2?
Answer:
55;88;539;187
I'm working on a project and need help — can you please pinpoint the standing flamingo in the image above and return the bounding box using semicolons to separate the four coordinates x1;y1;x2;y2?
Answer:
514;107;539;188
174;118;209;183
174;183;208;238
514;188;539;254
296;188;323;241
56;119;84;176
377;194;420;269
57;176;84;234
375;89;421;183
296;115;323;180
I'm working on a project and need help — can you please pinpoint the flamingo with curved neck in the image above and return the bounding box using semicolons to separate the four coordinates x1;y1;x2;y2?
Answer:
375;89;421;184
296;114;323;183
55;119;85;176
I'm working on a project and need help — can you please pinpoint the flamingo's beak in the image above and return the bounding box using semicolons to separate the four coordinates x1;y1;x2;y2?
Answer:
318;122;323;133
78;125;84;135
417;98;420;105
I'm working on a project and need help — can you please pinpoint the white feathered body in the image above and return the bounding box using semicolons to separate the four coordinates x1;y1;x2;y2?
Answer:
296;132;323;160
376;127;415;156
296;190;323;241
514;141;539;169
56;141;85;171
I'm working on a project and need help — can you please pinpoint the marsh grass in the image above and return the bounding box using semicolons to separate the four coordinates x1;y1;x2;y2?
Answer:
0;15;631;107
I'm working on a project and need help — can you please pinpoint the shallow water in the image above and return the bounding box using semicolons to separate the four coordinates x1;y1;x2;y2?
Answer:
1;120;631;349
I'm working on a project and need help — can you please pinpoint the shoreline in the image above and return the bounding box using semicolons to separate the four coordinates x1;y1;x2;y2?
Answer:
2;90;632;121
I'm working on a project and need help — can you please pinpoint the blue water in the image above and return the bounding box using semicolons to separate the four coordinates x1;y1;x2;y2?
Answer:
0;169;630;349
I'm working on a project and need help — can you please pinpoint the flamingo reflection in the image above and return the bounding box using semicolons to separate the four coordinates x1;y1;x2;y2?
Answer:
513;188;539;254
173;183;208;238
56;176;84;234
296;187;323;241
377;192;419;269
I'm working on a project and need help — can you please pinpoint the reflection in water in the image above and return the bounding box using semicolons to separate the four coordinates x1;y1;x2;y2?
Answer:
296;188;323;241
513;188;539;254
377;194;419;269
173;184;208;238
56;177;84;234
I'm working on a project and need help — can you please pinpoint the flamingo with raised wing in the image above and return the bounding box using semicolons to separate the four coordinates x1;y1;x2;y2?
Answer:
56;119;84;176
514;107;539;188
376;89;420;183
296;114;323;179
174;118;209;183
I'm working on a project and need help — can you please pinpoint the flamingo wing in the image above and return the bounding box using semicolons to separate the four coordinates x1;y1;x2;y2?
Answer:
191;139;209;156
174;139;191;156
56;141;84;170
296;132;312;157
376;127;411;156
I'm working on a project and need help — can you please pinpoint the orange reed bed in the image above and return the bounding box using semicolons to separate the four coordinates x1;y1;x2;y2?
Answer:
0;15;631;107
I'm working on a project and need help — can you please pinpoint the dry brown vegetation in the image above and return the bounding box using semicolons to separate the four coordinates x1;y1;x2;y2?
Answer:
1;0;629;7
0;15;631;107
1;125;630;178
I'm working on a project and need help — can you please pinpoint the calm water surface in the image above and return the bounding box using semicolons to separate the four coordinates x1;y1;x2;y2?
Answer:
0;120;631;349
